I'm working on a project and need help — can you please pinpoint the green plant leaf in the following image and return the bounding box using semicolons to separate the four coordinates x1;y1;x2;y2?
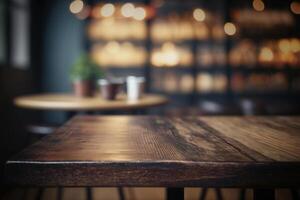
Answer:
70;53;104;81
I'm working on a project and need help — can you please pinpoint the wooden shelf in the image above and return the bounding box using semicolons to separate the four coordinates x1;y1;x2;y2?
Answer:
152;67;193;72
104;67;144;71
196;67;226;72
230;67;300;73
89;39;146;45
230;91;300;98
85;0;300;106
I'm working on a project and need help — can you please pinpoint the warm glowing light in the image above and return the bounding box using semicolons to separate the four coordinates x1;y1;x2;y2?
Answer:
290;39;300;52
75;5;90;20
101;3;115;17
291;1;300;14
88;18;147;40
133;7;146;21
151;42;180;67
224;22;236;36
162;42;179;66
123;42;134;49
193;8;206;22
91;42;146;67
105;41;120;54
152;43;193;67
252;0;265;12
69;0;84;14
259;47;274;62
161;42;179;66
162;42;176;51
278;39;291;53
121;3;135;17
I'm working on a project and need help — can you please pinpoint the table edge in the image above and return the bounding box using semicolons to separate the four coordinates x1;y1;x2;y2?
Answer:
5;160;300;187
14;95;168;111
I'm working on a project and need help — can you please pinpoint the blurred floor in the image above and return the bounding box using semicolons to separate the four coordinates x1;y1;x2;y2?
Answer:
0;187;294;200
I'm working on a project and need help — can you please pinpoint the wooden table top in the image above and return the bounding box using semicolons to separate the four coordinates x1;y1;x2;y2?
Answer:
14;93;168;111
6;116;300;187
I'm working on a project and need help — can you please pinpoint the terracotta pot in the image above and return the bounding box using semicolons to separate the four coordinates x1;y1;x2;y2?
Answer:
73;80;94;97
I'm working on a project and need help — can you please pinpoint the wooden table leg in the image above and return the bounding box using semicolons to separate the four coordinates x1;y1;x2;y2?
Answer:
166;188;184;200
253;189;275;200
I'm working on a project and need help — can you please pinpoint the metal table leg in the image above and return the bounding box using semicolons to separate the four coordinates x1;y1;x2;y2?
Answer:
253;189;275;200
118;187;125;200
166;188;184;200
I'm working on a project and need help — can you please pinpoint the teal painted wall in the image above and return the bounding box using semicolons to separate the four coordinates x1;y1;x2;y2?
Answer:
42;0;84;123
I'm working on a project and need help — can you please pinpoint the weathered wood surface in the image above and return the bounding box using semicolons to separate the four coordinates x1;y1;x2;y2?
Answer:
5;116;300;187
14;94;168;111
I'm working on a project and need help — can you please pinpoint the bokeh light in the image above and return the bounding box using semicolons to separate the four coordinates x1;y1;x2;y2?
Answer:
260;47;274;62
253;0;265;12
290;39;300;52
278;39;291;53
69;0;84;14
76;6;90;20
105;41;120;54
224;22;236;36
193;8;206;22
291;1;300;14
121;3;135;18
101;3;115;17
133;7;146;21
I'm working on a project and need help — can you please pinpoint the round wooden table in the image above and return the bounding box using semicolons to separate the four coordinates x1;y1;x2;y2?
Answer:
14;93;168;111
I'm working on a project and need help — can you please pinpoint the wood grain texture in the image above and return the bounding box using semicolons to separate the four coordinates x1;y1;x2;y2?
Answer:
5;116;300;187
14;94;168;111
200;117;300;161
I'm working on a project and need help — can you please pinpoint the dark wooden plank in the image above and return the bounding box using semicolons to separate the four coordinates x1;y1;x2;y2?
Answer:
5;116;300;187
8;116;250;162
194;118;273;162
6;161;300;187
200;117;300;161
162;117;252;162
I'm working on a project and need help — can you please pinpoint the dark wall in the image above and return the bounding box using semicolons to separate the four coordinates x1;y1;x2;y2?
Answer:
0;67;36;185
41;0;84;93
0;0;36;185
0;0;85;184
39;0;85;123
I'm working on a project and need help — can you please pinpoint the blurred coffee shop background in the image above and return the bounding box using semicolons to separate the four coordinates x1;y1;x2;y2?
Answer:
1;0;300;195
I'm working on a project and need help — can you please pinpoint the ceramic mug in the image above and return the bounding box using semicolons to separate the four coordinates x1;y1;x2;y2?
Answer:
98;79;123;100
126;76;145;101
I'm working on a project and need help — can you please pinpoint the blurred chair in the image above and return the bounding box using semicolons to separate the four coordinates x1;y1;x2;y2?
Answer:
198;100;242;116
239;99;266;116
27;124;58;136
265;101;300;115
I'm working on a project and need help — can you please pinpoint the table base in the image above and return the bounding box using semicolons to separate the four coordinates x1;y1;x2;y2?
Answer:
166;188;184;200
254;189;275;200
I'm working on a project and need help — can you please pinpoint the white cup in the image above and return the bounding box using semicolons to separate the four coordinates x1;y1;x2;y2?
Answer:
126;76;145;101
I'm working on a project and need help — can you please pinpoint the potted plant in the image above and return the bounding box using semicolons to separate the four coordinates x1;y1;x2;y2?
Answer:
70;54;103;97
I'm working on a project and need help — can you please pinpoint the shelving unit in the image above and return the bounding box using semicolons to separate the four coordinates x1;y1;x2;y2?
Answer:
226;0;300;104
84;0;300;114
